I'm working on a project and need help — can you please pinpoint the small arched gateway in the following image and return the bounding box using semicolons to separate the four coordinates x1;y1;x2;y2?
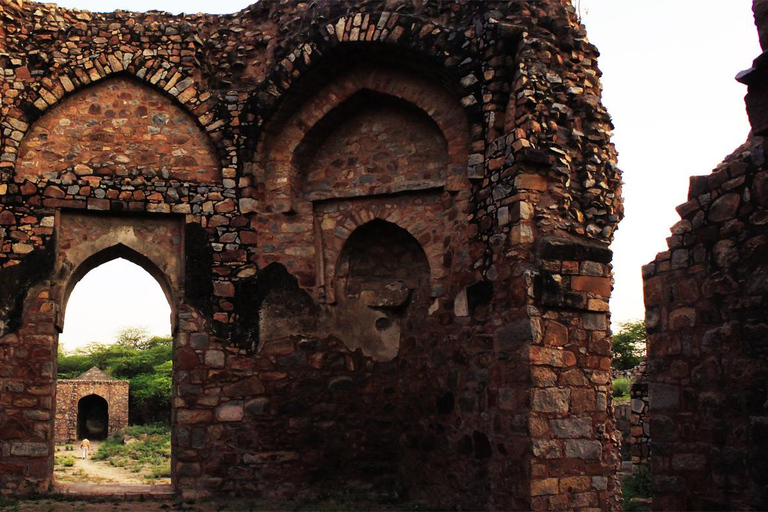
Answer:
55;367;129;444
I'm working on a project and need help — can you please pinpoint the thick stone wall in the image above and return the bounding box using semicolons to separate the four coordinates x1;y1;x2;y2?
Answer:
643;3;768;509
0;0;623;509
644;138;768;510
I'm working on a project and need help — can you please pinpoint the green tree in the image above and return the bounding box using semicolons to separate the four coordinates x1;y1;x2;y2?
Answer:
115;326;152;350
57;330;173;424
612;320;646;370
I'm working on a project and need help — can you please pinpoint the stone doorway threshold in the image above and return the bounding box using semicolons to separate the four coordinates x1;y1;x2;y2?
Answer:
53;483;174;501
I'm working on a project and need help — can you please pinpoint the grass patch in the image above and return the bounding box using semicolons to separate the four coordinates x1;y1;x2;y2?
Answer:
622;464;653;511
54;455;76;468
92;423;170;482
613;377;631;402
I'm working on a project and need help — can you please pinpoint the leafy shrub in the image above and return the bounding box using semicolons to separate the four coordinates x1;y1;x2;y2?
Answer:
613;377;631;401
56;455;77;467
147;463;171;480
92;423;171;478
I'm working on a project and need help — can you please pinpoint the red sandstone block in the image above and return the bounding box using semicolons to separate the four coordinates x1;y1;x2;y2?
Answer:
643;276;664;304
531;478;559;496
560;476;591;493
0;211;16;225
571;276;612;297
240;231;258;245
213;281;235;297
530;346;566;367
543;321;568;347
176;409;213;425
43;185;65;198
514;173;548;191
87;198;110;211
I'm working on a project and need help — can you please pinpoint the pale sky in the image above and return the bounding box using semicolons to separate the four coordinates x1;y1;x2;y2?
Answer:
55;0;761;349
580;0;760;325
59;259;172;352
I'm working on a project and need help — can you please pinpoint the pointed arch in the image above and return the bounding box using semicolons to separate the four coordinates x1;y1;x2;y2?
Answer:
53;211;184;335
247;11;486;143
16;73;221;183
77;394;109;440
314;197;448;304
3;52;231;179
60;243;176;334
24;53;218;138
260;64;471;212
336;218;431;296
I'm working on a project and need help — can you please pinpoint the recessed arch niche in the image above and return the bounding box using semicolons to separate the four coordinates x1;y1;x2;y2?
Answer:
16;75;221;184
260;63;470;213
294;90;450;201
77;394;109;440
325;218;432;362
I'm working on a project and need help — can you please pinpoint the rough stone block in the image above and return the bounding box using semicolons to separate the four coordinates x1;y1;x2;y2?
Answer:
532;388;570;413
564;439;602;460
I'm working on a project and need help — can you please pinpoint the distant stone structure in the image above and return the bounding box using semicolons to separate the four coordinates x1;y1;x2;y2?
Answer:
54;367;129;444
0;0;623;508
643;1;768;509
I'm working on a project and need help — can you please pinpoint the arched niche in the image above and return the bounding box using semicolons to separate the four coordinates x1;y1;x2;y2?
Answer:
294;90;449;201
77;394;109;440
336;219;431;303
16;75;220;184
326;219;431;361
260;64;470;213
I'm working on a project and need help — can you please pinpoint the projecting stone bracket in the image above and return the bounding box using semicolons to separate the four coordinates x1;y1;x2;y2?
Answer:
538;236;613;263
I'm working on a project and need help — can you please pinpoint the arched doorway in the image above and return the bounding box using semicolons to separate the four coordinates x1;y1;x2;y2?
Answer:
53;231;178;489
77;394;109;440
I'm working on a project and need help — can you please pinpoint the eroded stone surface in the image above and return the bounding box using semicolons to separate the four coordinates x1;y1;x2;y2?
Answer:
0;0;622;509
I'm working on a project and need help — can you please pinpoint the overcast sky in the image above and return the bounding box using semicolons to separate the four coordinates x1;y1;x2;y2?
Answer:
55;0;761;350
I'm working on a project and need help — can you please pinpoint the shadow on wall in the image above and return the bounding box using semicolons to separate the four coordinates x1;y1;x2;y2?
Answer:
233;219;432;362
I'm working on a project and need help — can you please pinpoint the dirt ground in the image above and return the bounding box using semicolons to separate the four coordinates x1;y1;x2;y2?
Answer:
0;446;423;511
54;442;170;486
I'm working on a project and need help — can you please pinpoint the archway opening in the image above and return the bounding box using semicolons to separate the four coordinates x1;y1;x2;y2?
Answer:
77;395;109;440
55;256;173;488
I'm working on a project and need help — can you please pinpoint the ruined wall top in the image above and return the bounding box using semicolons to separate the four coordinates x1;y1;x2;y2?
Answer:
0;0;621;247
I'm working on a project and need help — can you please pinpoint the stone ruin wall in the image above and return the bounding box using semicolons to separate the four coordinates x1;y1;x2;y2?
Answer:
644;2;768;509
0;0;623;509
644;137;768;511
54;378;129;444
